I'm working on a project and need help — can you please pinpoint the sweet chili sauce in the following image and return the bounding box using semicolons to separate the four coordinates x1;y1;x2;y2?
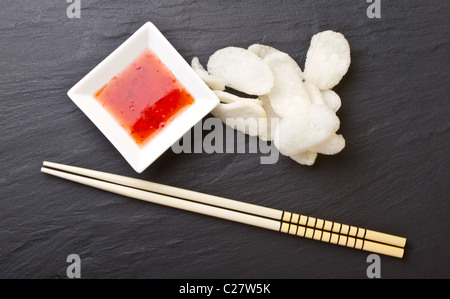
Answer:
95;49;195;146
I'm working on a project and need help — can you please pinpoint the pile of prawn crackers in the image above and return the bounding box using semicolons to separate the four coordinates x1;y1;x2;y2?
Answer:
192;31;350;166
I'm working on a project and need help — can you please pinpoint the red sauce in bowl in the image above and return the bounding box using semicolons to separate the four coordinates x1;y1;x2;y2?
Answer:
95;49;195;146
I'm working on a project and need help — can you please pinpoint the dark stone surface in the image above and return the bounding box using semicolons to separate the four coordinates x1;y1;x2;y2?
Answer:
0;0;449;279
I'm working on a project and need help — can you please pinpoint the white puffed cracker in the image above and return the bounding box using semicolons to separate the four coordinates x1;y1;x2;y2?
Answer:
191;57;225;91
289;151;318;166
321;90;342;112
263;51;310;118
273;104;340;156
207;47;274;96
211;100;267;137
248;44;280;58
310;133;345;155
304;81;325;106
304;30;351;90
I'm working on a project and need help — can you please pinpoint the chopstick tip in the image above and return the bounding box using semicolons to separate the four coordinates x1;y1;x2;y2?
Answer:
41;167;52;174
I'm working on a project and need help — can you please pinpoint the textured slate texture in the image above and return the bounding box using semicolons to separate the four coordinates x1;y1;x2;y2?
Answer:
0;0;449;279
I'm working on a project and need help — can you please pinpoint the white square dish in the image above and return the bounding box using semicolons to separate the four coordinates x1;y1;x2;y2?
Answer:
67;22;219;173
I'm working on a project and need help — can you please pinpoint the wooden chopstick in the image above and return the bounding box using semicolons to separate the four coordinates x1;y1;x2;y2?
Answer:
42;161;407;248
41;161;406;258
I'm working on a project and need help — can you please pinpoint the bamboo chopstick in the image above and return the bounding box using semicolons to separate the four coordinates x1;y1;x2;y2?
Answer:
41;161;406;258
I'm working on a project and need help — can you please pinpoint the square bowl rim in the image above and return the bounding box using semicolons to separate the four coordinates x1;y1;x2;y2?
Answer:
67;22;219;173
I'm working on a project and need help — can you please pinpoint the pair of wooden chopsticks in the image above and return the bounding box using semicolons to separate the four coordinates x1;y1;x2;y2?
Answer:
41;161;406;258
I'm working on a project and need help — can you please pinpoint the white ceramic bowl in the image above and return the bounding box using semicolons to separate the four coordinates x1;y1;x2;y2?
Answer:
67;22;219;173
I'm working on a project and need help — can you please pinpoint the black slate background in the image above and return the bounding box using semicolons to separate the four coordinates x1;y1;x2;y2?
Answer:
1;0;449;279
